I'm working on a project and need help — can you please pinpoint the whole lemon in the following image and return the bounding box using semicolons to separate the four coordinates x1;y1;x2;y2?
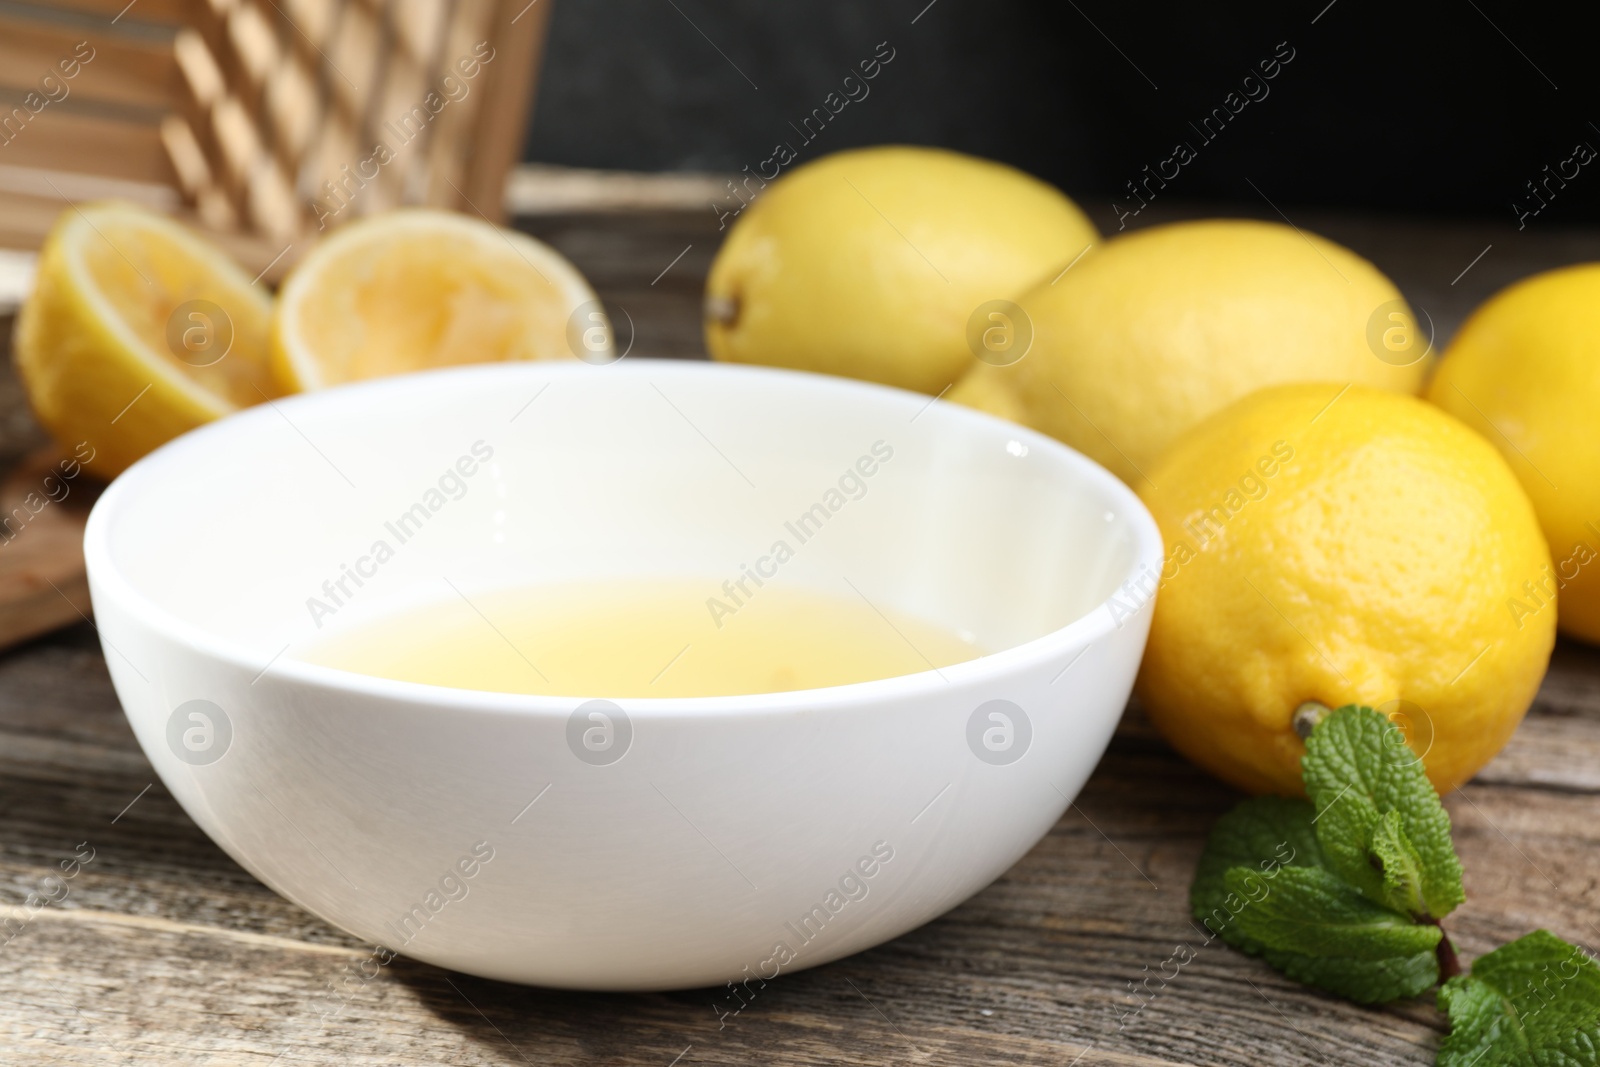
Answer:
949;219;1429;486
1137;383;1554;797
704;146;1096;394
1426;264;1600;644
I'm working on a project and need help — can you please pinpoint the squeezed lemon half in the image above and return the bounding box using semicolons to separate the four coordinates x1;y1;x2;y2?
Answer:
14;201;276;478
271;208;606;391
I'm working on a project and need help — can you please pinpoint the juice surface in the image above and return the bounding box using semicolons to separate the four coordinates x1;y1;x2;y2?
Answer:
302;581;982;697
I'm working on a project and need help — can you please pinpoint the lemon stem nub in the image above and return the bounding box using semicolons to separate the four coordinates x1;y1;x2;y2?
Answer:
705;293;740;327
1292;701;1332;739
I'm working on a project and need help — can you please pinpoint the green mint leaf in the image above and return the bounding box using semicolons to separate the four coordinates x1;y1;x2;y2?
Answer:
1191;738;1470;1006
1370;809;1429;917
1224;864;1440;1003
1269;948;1443;1007
1438;930;1600;1067
1226;865;1440;960
1191;796;1324;955
1190;798;1438;1002
1301;705;1465;919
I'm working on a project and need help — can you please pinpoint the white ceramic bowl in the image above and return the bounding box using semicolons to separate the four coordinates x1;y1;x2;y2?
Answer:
85;359;1162;990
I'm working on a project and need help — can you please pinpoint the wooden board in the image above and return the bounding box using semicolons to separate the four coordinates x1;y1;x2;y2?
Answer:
0;200;1598;1065
0;449;96;652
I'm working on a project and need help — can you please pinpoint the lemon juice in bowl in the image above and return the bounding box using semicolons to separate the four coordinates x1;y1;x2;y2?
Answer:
303;581;982;698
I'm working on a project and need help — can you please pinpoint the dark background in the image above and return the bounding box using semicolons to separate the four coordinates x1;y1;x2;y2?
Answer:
523;0;1600;225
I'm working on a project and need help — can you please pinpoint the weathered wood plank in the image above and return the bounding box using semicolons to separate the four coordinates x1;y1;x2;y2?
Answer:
0;450;96;652
517;209;724;360
0;23;178;111
0;109;172;186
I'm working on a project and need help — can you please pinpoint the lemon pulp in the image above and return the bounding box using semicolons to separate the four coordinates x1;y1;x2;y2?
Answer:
271;209;602;390
80;216;276;405
14;201;275;476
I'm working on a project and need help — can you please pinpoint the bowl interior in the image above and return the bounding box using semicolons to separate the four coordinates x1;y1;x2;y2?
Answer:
93;361;1150;688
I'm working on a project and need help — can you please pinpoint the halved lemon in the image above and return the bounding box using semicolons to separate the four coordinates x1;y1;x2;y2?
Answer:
271;209;607;391
14;201;276;478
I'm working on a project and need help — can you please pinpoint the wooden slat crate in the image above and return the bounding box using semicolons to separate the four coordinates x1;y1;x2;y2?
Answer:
0;0;552;278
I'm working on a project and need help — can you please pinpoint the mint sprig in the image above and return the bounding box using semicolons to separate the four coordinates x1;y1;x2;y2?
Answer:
1190;705;1598;1064
1226;864;1443;1003
1300;705;1464;921
1191;793;1444;1003
1191;706;1456;1002
1438;930;1600;1066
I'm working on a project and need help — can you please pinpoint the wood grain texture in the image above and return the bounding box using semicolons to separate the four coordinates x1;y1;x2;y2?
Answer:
0;24;177;111
0;450;95;652
0;204;1598;1065
0;110;173;185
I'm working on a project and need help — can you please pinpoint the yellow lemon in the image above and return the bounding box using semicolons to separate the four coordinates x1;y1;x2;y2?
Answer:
1426;264;1600;644
704;146;1096;395
272;209;605;390
14;201;276;478
949;219;1429;486
1137;383;1553;797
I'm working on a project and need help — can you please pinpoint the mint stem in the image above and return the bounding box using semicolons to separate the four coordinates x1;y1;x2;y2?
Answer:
1428;919;1462;980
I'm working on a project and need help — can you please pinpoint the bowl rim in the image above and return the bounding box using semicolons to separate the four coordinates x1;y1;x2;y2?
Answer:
84;359;1165;718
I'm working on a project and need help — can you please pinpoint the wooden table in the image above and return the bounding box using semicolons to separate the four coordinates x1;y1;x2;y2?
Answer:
3;200;1599;1065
